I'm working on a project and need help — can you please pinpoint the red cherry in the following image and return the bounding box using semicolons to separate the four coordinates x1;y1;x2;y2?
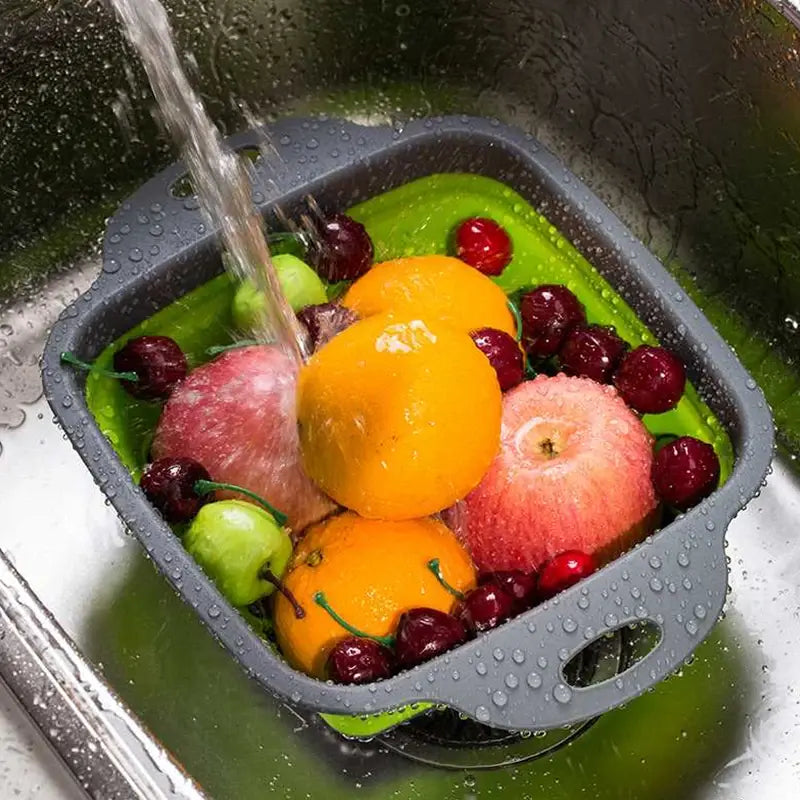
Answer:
308;213;374;282
478;570;538;613
470;327;525;391
296;302;358;351
652;436;720;510
140;456;211;523
326;637;395;685
559;324;628;384
537;551;597;600
455;582;516;634
613;345;686;414
454;217;512;276
519;285;586;359
113;335;187;399
394;608;467;669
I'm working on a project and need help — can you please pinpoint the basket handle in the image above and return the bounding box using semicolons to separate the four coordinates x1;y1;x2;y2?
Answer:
97;118;399;285
388;507;734;731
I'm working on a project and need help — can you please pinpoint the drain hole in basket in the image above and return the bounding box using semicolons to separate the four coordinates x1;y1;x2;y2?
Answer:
563;621;661;689
378;630;626;769
169;146;262;198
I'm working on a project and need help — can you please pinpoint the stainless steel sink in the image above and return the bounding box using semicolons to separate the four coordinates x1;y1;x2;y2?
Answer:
2;1;800;797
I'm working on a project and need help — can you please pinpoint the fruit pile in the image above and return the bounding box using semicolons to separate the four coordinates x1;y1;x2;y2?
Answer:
68;205;723;688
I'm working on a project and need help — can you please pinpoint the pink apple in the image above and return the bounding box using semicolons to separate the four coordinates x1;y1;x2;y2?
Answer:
152;345;336;532
455;374;658;573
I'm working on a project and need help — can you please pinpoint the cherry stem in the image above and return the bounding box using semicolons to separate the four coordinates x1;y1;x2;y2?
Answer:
205;339;259;357
60;352;138;382
259;567;305;619
313;591;395;647
427;558;465;600
507;299;523;343
193;479;289;527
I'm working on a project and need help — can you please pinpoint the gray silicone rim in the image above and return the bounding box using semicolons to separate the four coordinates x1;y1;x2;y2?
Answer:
42;116;774;732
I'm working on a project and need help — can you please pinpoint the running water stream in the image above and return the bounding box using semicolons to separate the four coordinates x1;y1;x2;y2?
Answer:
107;0;308;364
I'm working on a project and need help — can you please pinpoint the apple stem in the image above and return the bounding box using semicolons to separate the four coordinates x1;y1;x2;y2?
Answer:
60;352;139;383
259;567;305;619
313;591;395;647
205;339;259;357
427;558;465;600
193;479;289;527
507;298;523;343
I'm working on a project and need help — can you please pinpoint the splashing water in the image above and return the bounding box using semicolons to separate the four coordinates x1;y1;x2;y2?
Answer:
108;0;308;364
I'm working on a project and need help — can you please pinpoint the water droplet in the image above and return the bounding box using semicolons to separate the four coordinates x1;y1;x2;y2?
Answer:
745;378;757;390
149;224;163;237
505;673;519;689
452;670;460;681
208;604;221;619
492;648;505;661
705;520;715;531
677;552;690;567
631;587;642;599
694;604;707;619
103;259;121;274
183;196;200;210
475;705;491;723
492;690;508;707
604;613;619;627
562;617;578;633
650;577;663;592
685;620;699;635
577;596;590;610
537;655;548;669
128;248;143;262
149;245;160;256
120;223;131;234
512;649;525;664
553;684;573;704
109;233;121;244
476;662;487;676
306;137;319;150
527;672;542;689
649;555;662;570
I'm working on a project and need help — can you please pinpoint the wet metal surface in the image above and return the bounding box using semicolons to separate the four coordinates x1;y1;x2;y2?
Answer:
2;0;800;796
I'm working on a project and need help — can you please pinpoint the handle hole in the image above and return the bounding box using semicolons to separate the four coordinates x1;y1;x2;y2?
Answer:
169;146;263;198
170;175;194;198
564;621;662;688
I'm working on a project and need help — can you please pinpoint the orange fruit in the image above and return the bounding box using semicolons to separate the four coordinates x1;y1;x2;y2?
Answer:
296;314;502;519
342;255;515;336
273;512;476;678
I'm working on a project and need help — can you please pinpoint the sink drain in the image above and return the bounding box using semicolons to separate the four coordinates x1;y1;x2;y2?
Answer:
379;630;625;769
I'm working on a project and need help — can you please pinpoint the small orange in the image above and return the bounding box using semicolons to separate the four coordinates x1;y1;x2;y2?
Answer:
296;314;502;519
273;512;476;678
342;255;515;336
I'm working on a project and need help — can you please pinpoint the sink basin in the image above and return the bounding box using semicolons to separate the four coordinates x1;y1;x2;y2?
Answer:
2;1;800;797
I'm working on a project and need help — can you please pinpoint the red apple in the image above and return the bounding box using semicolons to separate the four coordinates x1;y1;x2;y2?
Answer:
152;345;335;532
456;374;657;573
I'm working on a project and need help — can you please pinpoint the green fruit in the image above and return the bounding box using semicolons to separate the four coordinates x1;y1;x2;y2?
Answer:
231;254;327;331
184;500;292;607
231;280;264;334
274;253;328;310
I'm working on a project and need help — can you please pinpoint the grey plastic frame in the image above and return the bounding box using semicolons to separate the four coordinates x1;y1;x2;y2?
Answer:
42;117;774;732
